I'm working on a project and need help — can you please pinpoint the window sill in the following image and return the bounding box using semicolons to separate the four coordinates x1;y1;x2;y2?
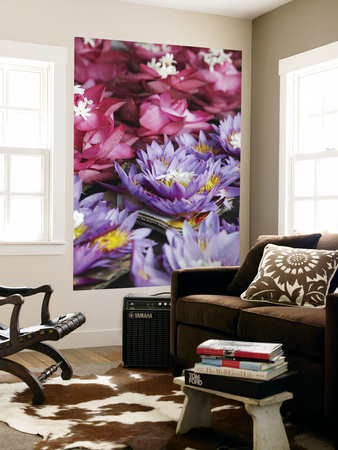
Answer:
0;241;66;255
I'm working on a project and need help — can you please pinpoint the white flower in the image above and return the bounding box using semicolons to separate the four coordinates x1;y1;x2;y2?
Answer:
136;42;170;53
147;53;178;79
147;57;162;72
164;64;178;77
199;48;233;72
83;37;96;47
74;85;85;95
160;53;177;67
229;132;241;149
74;97;93;121
157;169;195;185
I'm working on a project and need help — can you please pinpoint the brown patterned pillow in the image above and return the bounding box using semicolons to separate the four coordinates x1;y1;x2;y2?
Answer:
241;244;338;308
226;233;322;296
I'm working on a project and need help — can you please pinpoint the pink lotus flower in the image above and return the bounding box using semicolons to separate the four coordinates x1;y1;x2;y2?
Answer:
74;124;134;184
74;84;134;183
74;37;128;86
140;66;207;100
138;91;214;143
184;48;242;119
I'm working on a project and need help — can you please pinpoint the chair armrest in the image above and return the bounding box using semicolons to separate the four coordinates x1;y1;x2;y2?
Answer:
0;284;53;297
0;294;24;344
325;293;338;419
0;284;53;324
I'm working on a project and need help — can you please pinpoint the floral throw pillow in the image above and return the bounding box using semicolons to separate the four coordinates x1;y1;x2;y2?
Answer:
241;244;338;308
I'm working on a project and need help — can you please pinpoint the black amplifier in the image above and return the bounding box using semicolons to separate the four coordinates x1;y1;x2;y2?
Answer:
122;293;171;368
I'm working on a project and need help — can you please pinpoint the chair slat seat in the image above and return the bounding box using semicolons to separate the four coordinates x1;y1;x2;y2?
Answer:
0;312;86;357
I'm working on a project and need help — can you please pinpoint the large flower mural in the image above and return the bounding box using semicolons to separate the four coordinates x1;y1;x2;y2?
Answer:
73;37;242;289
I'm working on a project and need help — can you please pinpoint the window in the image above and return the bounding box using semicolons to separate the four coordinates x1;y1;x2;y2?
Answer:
0;62;49;241
0;40;67;255
279;41;338;234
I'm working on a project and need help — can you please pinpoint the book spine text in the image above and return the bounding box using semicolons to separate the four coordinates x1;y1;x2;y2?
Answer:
194;363;271;380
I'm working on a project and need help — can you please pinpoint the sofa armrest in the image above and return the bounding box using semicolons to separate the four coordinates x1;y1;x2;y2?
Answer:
325;293;338;419
170;266;239;358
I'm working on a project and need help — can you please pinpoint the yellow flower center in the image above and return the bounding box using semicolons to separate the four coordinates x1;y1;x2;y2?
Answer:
92;229;129;253
167;212;210;229
198;238;208;252
160;156;170;166
199;174;221;193
161;178;174;188
139;269;150;280
73;223;88;240
193;143;217;155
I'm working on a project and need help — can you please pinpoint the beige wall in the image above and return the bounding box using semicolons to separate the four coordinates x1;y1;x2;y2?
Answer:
250;0;338;245
0;0;252;347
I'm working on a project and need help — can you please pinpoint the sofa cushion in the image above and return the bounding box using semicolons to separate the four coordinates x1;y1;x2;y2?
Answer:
317;232;338;292
226;233;322;296
241;244;338;308
237;306;325;360
176;294;257;335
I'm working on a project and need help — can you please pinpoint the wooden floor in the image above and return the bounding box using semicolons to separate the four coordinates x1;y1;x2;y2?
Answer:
5;346;123;369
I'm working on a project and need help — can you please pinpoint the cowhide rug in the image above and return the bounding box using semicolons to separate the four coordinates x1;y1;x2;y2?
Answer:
0;365;312;450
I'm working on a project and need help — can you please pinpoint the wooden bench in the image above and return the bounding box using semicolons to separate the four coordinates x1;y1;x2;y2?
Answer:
174;376;293;450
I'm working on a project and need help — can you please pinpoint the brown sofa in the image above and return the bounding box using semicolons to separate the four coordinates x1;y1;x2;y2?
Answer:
170;232;338;428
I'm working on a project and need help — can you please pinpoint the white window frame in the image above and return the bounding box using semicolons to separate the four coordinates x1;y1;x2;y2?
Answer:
0;40;67;255
279;41;338;235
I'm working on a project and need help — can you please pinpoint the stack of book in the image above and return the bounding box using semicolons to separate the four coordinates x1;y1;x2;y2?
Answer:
195;339;287;380
184;339;298;399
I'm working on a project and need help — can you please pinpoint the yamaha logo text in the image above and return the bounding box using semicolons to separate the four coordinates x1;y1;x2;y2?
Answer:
128;312;154;319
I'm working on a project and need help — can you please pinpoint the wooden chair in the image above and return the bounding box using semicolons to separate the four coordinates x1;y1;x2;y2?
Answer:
0;284;86;404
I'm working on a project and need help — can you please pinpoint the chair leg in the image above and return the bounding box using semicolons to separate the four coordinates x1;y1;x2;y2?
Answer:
30;342;73;380
0;358;45;404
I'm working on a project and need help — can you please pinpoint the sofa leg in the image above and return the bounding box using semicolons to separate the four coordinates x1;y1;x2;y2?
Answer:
172;361;184;376
328;417;338;449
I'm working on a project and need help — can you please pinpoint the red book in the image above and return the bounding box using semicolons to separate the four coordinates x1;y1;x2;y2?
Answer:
196;339;283;361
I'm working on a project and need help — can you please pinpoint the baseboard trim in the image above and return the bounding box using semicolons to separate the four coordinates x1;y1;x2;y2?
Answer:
53;328;122;349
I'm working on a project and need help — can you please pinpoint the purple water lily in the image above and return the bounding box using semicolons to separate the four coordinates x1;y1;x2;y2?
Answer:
73;176;155;286
73;243;114;276
175;130;223;161
101;139;239;222
130;212;239;287
163;212;240;269
221;219;240;234
211;112;241;159
130;244;171;287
